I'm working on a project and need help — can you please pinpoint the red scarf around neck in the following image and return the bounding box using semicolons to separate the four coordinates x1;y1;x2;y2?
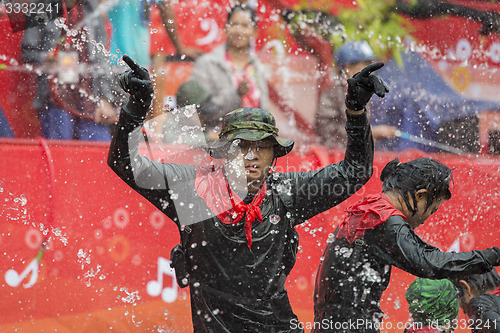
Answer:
336;193;406;244
195;165;267;248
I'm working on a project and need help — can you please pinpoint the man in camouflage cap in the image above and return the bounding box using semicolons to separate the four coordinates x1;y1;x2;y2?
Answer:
108;55;387;332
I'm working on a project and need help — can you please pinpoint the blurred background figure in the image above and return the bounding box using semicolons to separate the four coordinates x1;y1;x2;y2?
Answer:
404;278;459;333
0;104;15;138
107;0;151;68
20;0;117;141
189;4;269;141
452;270;500;333
150;0;203;126
315;41;397;150
159;81;217;145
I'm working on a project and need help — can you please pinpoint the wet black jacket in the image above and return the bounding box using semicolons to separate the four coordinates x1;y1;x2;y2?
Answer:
469;294;500;333
108;110;373;333
313;215;500;333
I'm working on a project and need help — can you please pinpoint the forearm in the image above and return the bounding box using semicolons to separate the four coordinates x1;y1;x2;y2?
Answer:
107;110;145;185
342;110;374;184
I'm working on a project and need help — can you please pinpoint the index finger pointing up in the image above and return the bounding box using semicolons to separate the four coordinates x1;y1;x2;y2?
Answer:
360;62;384;77
123;55;141;73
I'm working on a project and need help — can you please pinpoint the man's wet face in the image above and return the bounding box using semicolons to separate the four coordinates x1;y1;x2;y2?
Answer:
226;138;275;192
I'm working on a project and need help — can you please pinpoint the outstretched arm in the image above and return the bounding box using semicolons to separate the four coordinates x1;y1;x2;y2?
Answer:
367;215;500;279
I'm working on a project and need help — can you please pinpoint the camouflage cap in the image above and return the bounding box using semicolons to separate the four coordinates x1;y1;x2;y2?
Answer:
209;107;294;159
176;81;211;108
405;278;459;326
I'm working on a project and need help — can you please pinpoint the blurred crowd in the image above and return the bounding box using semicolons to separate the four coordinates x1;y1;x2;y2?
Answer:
0;0;499;154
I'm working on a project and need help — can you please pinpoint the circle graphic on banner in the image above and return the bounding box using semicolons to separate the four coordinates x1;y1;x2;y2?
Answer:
108;235;131;262
296;276;308;291
197;18;219;46
132;254;142;266
25;229;42;249
150;211;166;230
113;208;129;229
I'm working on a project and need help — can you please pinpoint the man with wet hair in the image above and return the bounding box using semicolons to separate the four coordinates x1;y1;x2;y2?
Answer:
107;54;388;332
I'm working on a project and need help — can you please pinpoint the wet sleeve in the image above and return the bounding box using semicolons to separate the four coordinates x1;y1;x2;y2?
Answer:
285;111;373;224
368;216;500;279
107;110;197;226
315;84;347;149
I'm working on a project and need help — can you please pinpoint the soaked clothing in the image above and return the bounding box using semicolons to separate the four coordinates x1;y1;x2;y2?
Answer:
468;293;500;333
108;110;373;332
313;194;500;333
315;76;348;150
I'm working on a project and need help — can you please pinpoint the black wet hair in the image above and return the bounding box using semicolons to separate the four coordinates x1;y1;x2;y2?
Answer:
452;269;500;297
227;3;257;25
380;157;453;215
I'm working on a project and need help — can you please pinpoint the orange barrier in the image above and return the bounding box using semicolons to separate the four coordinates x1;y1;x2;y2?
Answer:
0;138;498;332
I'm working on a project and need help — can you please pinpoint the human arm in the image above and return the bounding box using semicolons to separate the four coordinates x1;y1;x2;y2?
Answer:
371;125;397;141
282;64;390;222
94;99;118;124
366;215;500;279
281;109;373;224
20;20;59;64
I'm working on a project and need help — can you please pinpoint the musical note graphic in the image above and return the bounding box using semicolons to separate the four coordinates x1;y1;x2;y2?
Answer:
146;257;178;303
5;258;40;288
